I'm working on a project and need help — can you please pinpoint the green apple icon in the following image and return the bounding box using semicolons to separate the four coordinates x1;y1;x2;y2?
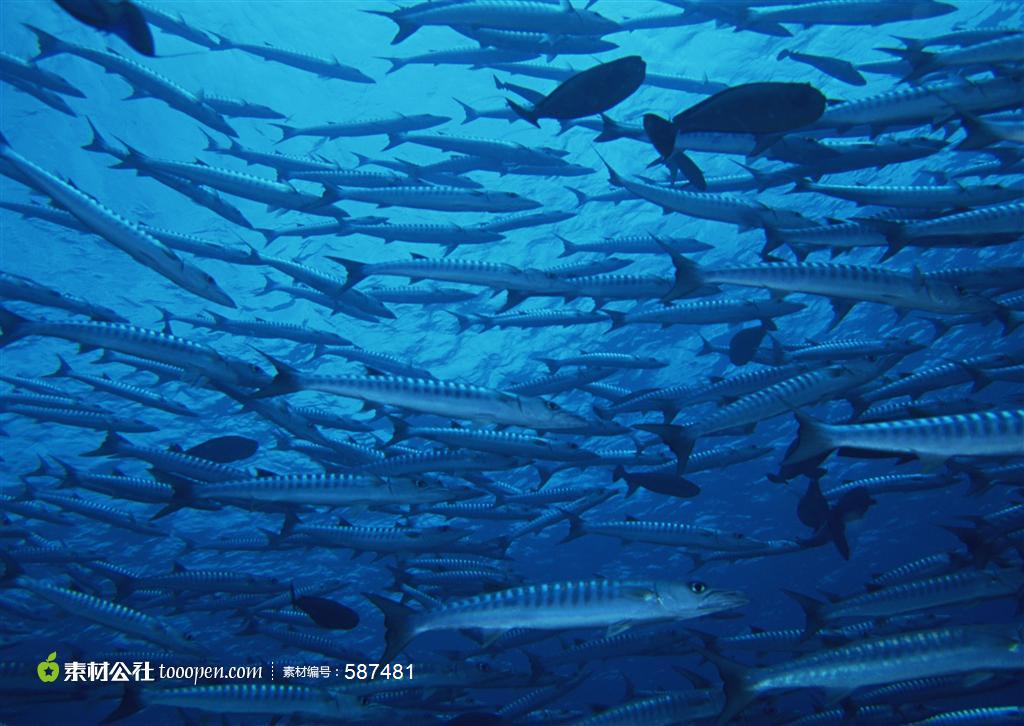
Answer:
37;652;59;683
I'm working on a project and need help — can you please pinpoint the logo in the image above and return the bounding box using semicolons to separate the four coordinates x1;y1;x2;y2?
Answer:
37;652;60;683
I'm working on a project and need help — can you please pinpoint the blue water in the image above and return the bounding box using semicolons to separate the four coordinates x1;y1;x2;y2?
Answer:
1;1;1023;724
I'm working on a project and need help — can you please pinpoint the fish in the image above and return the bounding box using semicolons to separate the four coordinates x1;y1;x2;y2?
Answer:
704;623;1024;724
367;578;747;662
54;0;155;56
210;33;374;83
368;0;621;45
27;26;235;136
777;48;866;86
507;56;646;126
642;82;827;188
0;135;235;307
784;409;1024;468
252;353;594;431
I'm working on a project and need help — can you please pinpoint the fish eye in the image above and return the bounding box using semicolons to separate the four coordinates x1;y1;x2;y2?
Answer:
688;581;707;594
544;401;559;411
568;443;579;449
415;479;427;488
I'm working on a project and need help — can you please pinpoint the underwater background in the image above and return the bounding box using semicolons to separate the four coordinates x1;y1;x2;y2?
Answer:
1;0;1023;724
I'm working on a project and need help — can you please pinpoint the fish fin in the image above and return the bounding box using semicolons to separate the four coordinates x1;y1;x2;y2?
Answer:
782;412;835;466
506;99;539;128
100;685;142;724
248;352;302;399
659;246;704;302
364;593;419;663
635;423;695;472
642;113;676;159
81;431;127;457
560;513;586;544
782;589;826;638
696;647;757;725
728;325;767;366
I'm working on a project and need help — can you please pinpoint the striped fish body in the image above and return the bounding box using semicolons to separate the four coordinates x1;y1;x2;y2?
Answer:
860;353;1020;403
868;553;963;589
396;425;598;462
60;469;173;504
786;409;1024;466
369;578;746;661
0;270;126;322
84;432;250;482
824;472;955;500
335;185;539;213
18;581;202;654
138;684;376;718
259;366;591;430
901;202;1024;239
391;132;567;166
817;76;1024;131
197;474;462;506
4;405;156;433
340;221;503;245
289;523;468;552
571;520;770;552
612;298;803;328
699;262;992;315
0;142;234;307
746;625;1024;696
572;690;723;726
800;181;1024;209
139;568;281;594
34;491;167;536
58;367;194;417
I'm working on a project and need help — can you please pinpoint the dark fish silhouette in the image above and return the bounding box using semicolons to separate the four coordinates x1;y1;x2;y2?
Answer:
292;585;360;630
54;0;155;56
170;435;259;463
643;82;826;188
507;56;646;127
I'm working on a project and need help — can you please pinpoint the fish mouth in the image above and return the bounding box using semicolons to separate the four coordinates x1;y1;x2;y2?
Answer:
700;590;750;612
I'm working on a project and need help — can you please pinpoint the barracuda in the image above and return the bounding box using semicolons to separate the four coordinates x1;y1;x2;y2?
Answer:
329;184;541;213
283;515;472;555
0;137;235;308
824;472;958;501
786;568;1024;635
46;355;194;417
192;473;472;508
164;310;352;348
113;145;342;215
389;421;599;463
665;253;1007;326
705;624;1024;724
32;489;168;536
4;404;157;433
368;1;619;44
572;690;723;726
84;432;251;482
792;180;1024;209
272;113;449;142
563;516;773;553
642;360;889;468
785;409;1024;467
558;234;712;257
857;352;1022;404
384;131;568;166
606;297;804;331
105;683;383;722
0;270;126;322
252;354;592;430
56;462;175;504
14;578;203;655
451;309;610;332
604;161;815;230
814;76;1024;134
334;220;505;249
0;309;267;388
368;577;746;662
285;167;413;188
202;133;336;175
210;35;373;83
27;26;236;136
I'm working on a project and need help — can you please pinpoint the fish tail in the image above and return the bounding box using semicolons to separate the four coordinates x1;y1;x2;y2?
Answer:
364;593;419;663
81;119;119;157
24;24;71;61
379;57;406;75
44;354;72;378
728;325;768;366
248;352;303;399
270;123;299;143
559;513;586;544
452;98;477;125
537;357;559;373
661;248;704;302
642;113;676;158
955;112;999;151
0;306;29;348
81;431;128;457
604;310;627;331
636;423;695;472
668;150;706;191
697;647;758;726
325;255;366;292
363;9;419;45
555;234;577;258
149;474;196;521
697;335;715;357
566;186;590;208
782;589;826;637
783;412;836;465
100;685;142;724
447;311;478;333
386;419;409;446
382;132;407;151
595;113;625;143
506;99;539;128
